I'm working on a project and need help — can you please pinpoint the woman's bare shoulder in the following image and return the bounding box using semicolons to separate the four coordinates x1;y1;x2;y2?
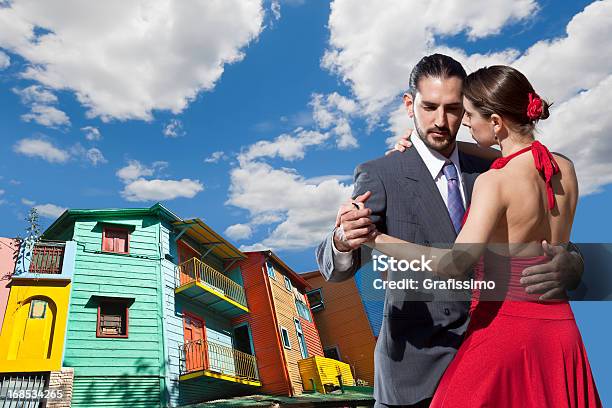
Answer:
552;152;575;169
552;153;578;181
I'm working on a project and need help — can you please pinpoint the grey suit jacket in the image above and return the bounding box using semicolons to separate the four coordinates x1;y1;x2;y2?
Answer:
316;148;491;405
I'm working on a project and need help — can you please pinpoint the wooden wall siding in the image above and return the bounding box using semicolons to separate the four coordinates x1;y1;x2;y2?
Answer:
299;311;324;358
268;267;306;395
161;222;183;407
304;273;376;386
162;222;244;406
71;376;162;408
64;217;166;406
234;253;291;396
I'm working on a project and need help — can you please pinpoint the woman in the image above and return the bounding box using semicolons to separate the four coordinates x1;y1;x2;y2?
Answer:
370;65;601;407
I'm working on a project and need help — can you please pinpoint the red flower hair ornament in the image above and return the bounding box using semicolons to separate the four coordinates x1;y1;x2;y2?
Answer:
527;92;544;120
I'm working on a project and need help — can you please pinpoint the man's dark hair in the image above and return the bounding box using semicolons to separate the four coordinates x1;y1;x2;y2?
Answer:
407;53;467;97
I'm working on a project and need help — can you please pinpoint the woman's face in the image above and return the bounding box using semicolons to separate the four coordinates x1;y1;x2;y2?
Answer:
462;97;496;147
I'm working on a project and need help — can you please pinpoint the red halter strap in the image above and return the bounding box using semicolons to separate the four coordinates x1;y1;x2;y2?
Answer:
490;141;560;210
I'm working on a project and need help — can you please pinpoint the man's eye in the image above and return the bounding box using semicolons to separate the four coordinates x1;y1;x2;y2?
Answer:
424;106;435;111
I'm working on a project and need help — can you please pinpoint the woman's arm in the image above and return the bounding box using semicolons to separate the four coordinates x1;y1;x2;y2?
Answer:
391;133;501;161
457;141;501;161
366;172;506;279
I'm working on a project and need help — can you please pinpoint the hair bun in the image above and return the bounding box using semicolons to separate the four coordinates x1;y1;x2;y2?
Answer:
539;100;551;121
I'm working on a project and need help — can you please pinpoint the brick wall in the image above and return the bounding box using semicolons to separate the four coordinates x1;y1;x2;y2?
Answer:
47;367;74;408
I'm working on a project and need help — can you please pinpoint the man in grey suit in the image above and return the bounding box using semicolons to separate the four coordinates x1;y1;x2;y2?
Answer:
316;54;583;407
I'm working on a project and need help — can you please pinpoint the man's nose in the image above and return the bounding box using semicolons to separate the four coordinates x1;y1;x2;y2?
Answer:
435;107;448;128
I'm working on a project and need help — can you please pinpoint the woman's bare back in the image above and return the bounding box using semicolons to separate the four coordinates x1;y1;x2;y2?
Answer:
488;151;578;255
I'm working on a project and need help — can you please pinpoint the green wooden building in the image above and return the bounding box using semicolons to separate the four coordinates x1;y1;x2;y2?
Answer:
42;203;259;407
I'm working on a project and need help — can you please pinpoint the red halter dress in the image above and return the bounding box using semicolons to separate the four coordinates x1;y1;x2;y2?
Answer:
430;142;602;408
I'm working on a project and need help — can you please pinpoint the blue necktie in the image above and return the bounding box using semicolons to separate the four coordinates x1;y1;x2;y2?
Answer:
443;161;465;234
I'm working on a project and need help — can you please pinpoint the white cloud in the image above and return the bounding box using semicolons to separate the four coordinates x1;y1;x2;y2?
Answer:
12;85;70;127
121;178;203;202
13;138;69;163
21;198;36;206
81;126;101;141
271;0;281;20
322;0;537;117
85;148;107;166
303;174;352;185
0;0;265;121
239;128;330;163
226;160;352;250
116;160;155;183
538;75;612;196
163;119;185;138
325;0;612;195
13;85;58;104
116;159;203;201
311;92;359;149
21;104;70;127
513;1;612;104
69;144;108;166
224;223;253;240
227;92;362;250
0;50;9;69
34;203;67;219
204;151;227;163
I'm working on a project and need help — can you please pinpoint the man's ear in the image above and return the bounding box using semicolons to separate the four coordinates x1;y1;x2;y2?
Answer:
403;93;415;118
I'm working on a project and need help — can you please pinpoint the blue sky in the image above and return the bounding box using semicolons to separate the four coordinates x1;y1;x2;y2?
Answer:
0;0;611;400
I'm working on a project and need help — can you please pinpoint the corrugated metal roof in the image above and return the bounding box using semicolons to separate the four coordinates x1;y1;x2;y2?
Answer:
173;219;245;260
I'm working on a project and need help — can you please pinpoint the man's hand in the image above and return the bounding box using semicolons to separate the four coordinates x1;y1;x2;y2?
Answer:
520;240;584;300
385;130;413;155
333;191;377;252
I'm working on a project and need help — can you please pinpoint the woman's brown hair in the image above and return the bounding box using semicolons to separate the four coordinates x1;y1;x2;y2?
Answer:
463;65;551;135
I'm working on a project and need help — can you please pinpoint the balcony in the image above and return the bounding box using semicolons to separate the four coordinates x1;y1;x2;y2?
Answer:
29;243;65;274
12;241;76;281
175;258;249;317
179;339;261;387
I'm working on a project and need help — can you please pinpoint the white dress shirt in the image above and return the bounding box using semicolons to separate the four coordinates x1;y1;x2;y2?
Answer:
411;131;466;207
332;132;466;270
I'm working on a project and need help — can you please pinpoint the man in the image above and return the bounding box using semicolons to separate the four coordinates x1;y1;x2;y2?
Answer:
316;54;583;408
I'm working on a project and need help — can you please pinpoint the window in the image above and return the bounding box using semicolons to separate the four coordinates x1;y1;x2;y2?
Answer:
284;275;293;291
29;300;47;319
324;346;341;361
294;318;308;359
295;299;312;322
97;300;129;338
280;326;291;349
306;288;324;312
102;227;130;254
266;261;276;279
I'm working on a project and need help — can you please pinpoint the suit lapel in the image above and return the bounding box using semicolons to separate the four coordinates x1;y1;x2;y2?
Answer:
398;149;457;242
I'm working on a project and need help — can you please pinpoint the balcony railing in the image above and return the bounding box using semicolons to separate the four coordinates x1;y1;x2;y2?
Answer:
176;258;247;309
28;242;65;274
179;339;259;382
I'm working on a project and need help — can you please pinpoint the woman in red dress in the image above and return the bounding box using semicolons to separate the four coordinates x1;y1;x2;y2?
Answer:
367;65;601;407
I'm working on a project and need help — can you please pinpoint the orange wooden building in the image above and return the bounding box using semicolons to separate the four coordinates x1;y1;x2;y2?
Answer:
301;270;377;386
234;251;324;396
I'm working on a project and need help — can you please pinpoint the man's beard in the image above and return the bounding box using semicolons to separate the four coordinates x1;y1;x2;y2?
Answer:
413;116;457;154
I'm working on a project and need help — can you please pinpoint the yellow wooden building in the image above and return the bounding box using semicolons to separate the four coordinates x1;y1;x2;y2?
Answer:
0;241;76;373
